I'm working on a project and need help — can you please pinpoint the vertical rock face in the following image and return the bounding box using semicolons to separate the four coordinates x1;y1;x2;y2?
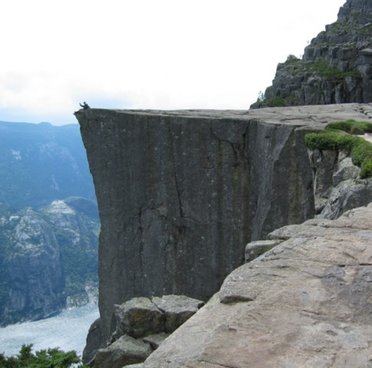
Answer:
76;109;315;341
251;0;372;108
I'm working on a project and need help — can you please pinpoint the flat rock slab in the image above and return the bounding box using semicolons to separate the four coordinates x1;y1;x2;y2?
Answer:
143;204;372;368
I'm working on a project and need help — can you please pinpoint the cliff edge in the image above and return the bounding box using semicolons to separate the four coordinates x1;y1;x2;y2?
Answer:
76;103;371;351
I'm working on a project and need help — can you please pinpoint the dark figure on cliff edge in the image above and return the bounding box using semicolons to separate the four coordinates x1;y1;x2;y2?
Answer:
80;101;90;109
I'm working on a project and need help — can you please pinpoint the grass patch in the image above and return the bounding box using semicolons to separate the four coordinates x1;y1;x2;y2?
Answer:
308;60;360;80
326;119;372;135
305;120;372;178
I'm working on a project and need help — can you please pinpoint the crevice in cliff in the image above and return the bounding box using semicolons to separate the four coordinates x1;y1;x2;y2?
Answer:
168;125;185;221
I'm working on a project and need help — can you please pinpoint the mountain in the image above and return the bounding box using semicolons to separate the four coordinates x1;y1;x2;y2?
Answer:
0;121;96;209
0;120;99;326
0;197;99;326
251;0;372;108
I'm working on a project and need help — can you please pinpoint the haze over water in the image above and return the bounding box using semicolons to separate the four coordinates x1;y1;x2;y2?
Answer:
0;304;98;357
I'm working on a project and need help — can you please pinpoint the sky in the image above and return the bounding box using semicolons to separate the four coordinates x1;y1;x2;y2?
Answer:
1;0;346;125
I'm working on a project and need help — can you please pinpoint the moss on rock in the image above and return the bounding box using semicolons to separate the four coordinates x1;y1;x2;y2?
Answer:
305;120;372;178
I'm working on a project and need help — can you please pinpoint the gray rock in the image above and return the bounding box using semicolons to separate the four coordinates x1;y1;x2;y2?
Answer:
332;157;360;186
143;204;372;368
124;364;144;368
152;295;204;333
82;318;103;365
320;178;372;219
142;332;169;349
244;240;281;263
94;335;152;368
310;149;338;201
111;297;164;340
77;107;317;342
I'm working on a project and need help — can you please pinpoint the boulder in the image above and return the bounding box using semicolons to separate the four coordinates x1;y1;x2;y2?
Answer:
320;178;372;219
332;156;360;186
82;317;103;365
88;295;204;365
94;335;152;368
142;333;170;350
110;297;164;340
152;295;204;333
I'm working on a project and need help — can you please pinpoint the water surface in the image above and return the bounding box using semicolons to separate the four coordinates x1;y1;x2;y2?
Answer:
0;304;99;357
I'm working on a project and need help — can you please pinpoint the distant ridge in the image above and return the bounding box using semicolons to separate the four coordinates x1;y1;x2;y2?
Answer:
0;121;95;208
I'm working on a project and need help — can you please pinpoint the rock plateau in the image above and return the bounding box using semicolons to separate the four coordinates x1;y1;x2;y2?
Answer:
76;103;372;356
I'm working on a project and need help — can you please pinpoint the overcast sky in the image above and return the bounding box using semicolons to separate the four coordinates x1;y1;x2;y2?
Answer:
1;0;345;125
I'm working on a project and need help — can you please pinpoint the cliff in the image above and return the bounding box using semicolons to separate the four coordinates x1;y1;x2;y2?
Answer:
76;103;371;347
142;203;372;368
251;0;372;108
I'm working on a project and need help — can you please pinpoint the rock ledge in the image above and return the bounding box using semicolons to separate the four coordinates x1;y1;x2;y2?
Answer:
143;203;372;368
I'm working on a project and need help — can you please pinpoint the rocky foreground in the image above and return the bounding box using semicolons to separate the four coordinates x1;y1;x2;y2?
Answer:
141;203;372;367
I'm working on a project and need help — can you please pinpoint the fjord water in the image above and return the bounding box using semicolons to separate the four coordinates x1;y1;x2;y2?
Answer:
0;304;99;357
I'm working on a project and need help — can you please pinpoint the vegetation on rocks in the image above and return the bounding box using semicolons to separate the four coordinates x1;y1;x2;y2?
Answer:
305;120;372;178
0;345;87;368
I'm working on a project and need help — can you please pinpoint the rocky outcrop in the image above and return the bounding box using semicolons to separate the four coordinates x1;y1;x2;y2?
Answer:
90;295;203;368
76;103;372;347
76;107;321;343
309;148;372;218
251;0;372;108
142;203;372;367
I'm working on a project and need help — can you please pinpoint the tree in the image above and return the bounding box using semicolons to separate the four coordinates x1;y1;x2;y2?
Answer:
0;344;87;368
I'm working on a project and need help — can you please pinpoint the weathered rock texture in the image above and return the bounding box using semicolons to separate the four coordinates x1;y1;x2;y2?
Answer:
76;103;371;345
251;0;372;108
309;148;372;218
92;295;203;368
143;203;372;368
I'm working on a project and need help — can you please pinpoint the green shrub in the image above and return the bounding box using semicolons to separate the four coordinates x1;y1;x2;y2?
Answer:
0;344;87;368
361;160;372;179
308;60;360;80
304;129;356;152
326;120;372;134
351;138;372;166
305;121;372;178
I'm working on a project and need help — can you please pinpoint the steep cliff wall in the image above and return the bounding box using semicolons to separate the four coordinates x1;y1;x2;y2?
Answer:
77;108;317;343
76;103;372;351
251;0;372;108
